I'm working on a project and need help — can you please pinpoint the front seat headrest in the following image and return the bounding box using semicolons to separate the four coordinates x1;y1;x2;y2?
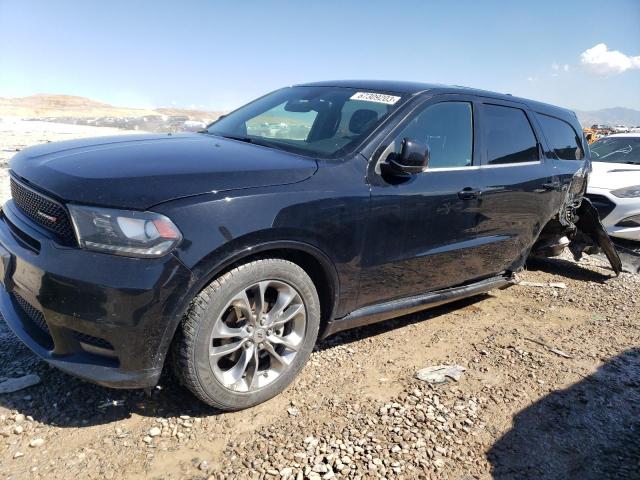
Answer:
349;109;379;135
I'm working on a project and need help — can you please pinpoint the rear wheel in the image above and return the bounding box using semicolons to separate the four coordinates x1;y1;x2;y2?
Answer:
172;259;320;410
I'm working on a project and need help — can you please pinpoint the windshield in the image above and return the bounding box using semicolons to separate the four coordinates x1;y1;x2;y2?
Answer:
205;86;407;158
590;137;640;164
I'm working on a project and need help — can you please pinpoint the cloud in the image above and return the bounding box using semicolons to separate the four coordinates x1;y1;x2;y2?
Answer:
552;63;570;73
580;43;640;75
527;76;538;82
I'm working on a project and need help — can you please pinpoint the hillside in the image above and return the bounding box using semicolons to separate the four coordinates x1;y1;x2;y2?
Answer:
0;94;223;123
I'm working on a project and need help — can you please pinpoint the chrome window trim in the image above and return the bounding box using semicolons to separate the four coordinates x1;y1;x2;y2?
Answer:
423;160;541;173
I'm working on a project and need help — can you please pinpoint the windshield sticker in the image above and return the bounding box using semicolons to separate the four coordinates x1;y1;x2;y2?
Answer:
350;92;401;105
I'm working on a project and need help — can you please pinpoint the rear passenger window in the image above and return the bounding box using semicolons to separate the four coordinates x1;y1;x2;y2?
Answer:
535;113;584;160
389;101;473;168
484;105;538;165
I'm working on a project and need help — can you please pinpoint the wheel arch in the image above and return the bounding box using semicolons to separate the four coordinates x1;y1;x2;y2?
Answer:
194;240;339;326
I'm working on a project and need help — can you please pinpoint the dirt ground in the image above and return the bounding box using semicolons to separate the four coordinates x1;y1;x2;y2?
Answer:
0;122;638;480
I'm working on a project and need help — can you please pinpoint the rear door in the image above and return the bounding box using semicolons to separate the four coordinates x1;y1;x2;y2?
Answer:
473;99;559;273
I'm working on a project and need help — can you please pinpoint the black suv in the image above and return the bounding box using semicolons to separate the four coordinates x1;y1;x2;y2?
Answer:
0;81;619;410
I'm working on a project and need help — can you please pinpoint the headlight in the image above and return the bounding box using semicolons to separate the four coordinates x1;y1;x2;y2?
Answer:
611;185;640;198
68;205;182;258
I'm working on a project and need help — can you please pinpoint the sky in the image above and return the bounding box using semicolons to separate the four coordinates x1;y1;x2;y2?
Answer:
1;0;639;112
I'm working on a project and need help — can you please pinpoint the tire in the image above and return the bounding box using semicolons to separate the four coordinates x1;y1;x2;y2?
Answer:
172;259;320;410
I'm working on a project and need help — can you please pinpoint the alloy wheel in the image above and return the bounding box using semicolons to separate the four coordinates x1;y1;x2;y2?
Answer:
209;280;307;392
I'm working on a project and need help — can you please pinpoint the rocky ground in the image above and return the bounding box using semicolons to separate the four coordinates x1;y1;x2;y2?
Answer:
0;122;638;479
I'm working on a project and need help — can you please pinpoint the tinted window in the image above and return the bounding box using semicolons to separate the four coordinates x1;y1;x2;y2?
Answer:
536;113;584;160
590;137;640;164
484;105;538;164
207;86;406;159
388;102;473;168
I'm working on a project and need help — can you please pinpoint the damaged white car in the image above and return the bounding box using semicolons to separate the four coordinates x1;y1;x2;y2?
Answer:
586;133;640;242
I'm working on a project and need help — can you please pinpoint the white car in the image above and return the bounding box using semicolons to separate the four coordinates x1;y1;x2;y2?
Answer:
587;133;640;241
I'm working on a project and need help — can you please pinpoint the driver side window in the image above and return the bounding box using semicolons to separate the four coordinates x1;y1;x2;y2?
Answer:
388;101;474;169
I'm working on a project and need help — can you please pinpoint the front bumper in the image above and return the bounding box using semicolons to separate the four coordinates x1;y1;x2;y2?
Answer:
0;200;193;388
587;187;640;241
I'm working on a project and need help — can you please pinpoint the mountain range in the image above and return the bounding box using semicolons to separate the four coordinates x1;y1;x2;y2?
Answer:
574;107;640;128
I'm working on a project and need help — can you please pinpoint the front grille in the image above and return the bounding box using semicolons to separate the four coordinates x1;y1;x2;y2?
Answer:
585;194;616;220
10;176;76;245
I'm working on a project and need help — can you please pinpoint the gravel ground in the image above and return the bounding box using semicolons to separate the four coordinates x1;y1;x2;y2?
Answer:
0;122;638;479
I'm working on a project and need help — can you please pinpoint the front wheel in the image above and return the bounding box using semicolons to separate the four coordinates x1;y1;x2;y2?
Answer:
172;259;320;410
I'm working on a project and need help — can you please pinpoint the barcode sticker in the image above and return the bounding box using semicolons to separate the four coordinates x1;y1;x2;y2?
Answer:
350;92;401;105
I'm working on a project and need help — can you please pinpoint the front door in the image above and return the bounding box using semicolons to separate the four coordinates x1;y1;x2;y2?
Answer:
357;95;487;308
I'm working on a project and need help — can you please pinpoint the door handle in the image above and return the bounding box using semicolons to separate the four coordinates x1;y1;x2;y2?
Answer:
458;187;482;200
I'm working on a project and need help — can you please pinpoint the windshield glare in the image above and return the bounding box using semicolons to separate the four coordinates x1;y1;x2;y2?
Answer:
205;86;406;158
590;137;640;164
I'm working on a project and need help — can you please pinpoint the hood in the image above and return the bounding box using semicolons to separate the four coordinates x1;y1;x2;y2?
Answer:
10;133;318;209
588;161;640;189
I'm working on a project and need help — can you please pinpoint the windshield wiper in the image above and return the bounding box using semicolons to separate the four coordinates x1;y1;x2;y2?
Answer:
218;134;252;143
216;134;279;149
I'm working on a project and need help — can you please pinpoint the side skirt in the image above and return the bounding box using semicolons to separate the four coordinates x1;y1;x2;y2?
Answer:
321;273;515;339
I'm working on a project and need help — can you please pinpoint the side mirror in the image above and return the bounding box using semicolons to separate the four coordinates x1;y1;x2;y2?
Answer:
383;138;430;176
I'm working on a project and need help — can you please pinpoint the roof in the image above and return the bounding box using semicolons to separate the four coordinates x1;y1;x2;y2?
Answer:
296;80;442;95
295;80;576;120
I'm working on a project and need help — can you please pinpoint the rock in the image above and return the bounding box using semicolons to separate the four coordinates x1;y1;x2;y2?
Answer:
280;467;293;477
14;414;26;423
312;463;328;473
0;374;41;394
416;365;466;383
13;425;24;434
287;407;299;417
14;451;24;459
148;426;161;437
199;460;209;471
29;438;45;448
142;436;152;444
